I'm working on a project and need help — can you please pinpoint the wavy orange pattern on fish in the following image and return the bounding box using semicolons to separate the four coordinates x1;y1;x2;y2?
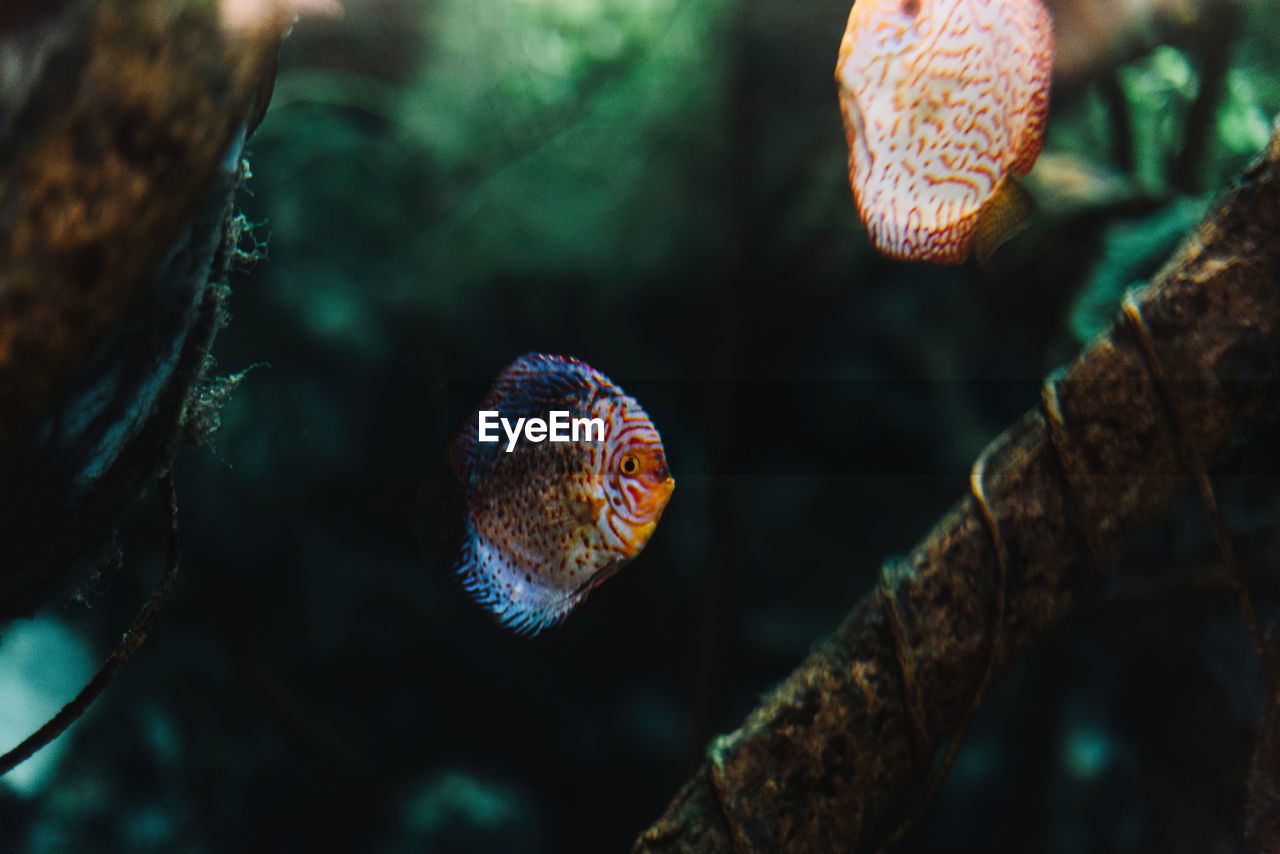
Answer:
836;0;1053;264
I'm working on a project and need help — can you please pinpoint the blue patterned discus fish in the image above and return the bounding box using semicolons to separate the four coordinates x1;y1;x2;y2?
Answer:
449;353;674;635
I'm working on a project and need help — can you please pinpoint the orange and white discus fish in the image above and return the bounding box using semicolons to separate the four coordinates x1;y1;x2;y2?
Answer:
448;353;674;636
835;0;1054;264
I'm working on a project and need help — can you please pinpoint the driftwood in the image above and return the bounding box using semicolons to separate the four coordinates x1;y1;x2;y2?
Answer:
0;0;288;778
634;126;1280;852
1248;622;1280;851
0;0;283;622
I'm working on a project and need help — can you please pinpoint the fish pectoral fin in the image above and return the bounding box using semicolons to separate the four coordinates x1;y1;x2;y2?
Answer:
575;558;627;596
562;494;606;527
974;176;1036;266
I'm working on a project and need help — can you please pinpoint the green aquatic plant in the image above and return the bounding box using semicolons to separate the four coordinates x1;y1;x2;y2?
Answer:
1068;195;1209;346
1120;45;1202;192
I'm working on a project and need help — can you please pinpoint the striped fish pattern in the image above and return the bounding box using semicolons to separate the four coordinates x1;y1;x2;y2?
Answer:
448;353;674;635
836;0;1053;264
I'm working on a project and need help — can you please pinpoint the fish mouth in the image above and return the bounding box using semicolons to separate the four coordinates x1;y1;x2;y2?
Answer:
626;476;675;545
652;475;675;507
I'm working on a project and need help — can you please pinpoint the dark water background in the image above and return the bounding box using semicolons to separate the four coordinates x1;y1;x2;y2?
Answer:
4;0;1280;851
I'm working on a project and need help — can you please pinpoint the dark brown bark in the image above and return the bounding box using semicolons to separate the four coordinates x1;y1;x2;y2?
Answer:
635;124;1280;853
0;0;283;621
1247;624;1280;852
0;0;278;448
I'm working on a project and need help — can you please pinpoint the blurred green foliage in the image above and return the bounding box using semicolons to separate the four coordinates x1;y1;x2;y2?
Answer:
255;0;733;329
1051;0;1280;347
1068;195;1208;346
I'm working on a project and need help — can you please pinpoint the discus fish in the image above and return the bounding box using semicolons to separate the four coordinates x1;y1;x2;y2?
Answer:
835;0;1054;264
448;353;674;636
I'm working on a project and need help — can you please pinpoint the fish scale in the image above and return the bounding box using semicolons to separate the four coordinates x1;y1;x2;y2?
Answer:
837;0;1053;264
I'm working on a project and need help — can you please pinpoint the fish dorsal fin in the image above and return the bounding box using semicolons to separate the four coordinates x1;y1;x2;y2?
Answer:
974;177;1036;266
449;352;607;482
496;352;604;402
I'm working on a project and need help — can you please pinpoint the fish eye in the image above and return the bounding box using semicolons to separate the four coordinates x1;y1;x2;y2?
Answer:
619;454;640;476
901;0;919;16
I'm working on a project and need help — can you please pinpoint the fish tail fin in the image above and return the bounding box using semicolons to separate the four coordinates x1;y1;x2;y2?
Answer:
974;176;1036;265
421;480;574;638
418;486;540;635
452;532;575;638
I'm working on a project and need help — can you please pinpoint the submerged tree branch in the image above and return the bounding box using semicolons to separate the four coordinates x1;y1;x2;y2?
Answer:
0;0;288;623
634;125;1280;852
